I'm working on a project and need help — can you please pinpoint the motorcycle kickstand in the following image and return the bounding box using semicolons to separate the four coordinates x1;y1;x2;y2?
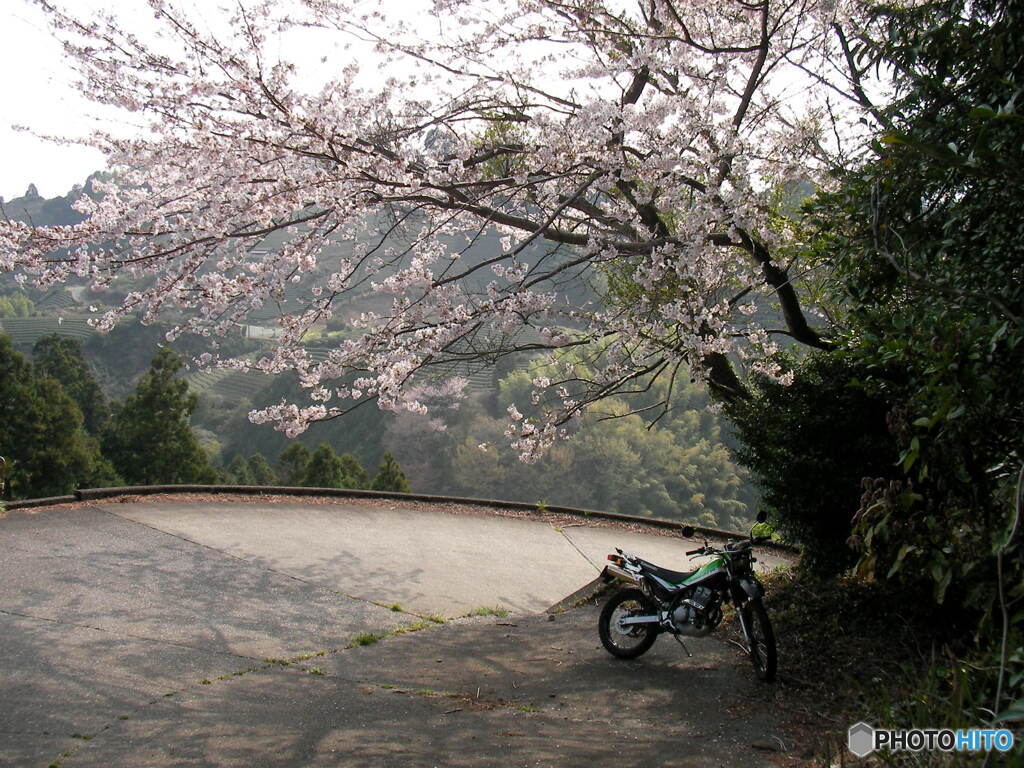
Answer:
672;634;693;657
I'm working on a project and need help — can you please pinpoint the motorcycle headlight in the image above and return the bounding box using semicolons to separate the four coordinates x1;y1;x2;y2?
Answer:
728;550;751;570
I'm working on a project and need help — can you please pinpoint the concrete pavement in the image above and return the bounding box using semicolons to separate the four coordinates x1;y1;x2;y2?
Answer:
0;499;792;767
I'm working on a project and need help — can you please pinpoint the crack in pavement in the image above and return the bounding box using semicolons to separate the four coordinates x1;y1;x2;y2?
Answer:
552;524;602;572
40;620;452;767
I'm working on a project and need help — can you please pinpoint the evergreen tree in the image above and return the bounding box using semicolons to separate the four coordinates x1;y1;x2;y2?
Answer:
33;334;110;435
0;333;117;498
277;443;311;486
104;348;214;485
371;451;410;493
304;443;345;488
247;453;276;485
339;453;370;489
226;454;253;485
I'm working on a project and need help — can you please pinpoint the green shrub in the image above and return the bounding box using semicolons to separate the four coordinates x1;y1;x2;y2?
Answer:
726;353;899;575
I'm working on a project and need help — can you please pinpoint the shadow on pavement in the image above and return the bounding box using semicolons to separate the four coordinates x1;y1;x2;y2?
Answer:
56;601;786;768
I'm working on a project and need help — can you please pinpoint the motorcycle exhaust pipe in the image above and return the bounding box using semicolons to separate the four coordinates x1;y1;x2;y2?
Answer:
603;563;640;585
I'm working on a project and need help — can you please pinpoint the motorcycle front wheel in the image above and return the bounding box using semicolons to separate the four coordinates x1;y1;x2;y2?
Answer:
598;588;659;659
738;600;777;682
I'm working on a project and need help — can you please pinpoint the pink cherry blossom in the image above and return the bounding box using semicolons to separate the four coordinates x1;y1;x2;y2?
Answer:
1;0;883;460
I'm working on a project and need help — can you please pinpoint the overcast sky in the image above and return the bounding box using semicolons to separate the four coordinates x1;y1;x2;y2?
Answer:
0;0;418;203
0;3;109;201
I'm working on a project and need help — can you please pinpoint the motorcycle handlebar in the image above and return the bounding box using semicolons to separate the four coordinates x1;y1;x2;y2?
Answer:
685;537;771;557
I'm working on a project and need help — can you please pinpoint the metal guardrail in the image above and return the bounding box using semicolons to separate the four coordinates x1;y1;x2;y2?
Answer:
0;483;798;554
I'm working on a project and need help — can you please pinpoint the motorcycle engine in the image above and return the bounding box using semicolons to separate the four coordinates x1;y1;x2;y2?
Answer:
670;587;722;637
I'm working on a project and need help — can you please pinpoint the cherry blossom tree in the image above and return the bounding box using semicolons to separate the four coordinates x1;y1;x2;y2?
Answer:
1;0;884;460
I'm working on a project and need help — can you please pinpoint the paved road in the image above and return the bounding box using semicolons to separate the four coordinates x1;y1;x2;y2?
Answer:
0;500;792;767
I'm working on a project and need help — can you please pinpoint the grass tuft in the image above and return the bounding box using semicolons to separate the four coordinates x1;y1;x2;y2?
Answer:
393;620;430;634
346;631;385;648
464;605;510;619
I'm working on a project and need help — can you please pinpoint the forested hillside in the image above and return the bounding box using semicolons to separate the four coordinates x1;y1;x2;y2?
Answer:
1;182;758;527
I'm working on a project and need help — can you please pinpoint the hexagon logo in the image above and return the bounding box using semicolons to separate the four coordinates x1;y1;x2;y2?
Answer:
848;722;876;757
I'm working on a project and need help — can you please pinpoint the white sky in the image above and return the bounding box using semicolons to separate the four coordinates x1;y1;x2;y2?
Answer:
0;0;425;202
0;3;108;201
0;0;857;203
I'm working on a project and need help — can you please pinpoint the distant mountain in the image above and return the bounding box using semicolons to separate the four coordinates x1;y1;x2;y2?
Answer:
0;172;108;227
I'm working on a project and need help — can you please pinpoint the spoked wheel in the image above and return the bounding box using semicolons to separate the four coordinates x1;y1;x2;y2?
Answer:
738;600;776;682
598;588;659;659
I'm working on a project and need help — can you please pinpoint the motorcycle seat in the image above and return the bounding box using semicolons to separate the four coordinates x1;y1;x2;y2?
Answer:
638;558;694;586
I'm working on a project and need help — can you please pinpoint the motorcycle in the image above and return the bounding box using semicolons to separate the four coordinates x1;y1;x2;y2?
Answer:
598;512;777;682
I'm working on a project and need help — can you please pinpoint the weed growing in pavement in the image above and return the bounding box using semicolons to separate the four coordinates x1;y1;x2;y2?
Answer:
409;688;463;699
393;620;430;634
370;599;407;612
261;657;295;667
464;605;510;618
347;631;385;648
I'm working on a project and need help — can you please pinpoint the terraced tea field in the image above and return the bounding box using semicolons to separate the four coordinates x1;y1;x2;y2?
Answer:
185;366;268;401
0;317;95;345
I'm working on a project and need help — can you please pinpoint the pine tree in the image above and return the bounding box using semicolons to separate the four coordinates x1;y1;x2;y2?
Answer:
104;348;214;485
277;443;310;486
226;454;253;485
33;334;110;435
371;451;410;493
0;333;118;498
339;453;370;489
304;443;345;488
247;453;276;485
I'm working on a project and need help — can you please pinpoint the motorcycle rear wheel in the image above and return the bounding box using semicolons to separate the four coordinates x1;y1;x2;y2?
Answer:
738;600;776;682
598;588;659;659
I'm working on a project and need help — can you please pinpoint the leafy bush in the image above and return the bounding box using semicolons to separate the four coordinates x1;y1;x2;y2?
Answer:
764;569;1022;764
803;0;1024;611
727;353;898;575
